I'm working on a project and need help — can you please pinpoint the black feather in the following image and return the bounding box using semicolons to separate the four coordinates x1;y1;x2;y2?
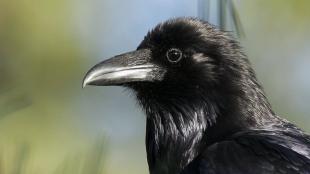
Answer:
131;18;310;174
85;17;310;174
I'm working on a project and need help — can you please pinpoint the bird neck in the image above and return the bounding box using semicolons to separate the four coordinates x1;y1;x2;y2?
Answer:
136;73;276;174
137;89;218;174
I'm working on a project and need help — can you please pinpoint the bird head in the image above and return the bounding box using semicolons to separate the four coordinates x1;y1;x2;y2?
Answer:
83;18;246;102
83;18;275;173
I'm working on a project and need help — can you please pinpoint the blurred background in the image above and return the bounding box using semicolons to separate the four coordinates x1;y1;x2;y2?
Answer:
0;0;309;173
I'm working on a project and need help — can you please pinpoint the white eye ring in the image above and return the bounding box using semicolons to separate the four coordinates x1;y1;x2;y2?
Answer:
166;48;183;63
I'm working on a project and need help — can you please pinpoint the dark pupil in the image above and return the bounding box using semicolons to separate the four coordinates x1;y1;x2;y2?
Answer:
168;50;181;61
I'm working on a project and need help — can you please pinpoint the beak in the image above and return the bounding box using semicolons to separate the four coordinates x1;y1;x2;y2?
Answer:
82;49;164;87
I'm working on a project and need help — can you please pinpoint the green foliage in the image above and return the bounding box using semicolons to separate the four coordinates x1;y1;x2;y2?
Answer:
0;138;106;174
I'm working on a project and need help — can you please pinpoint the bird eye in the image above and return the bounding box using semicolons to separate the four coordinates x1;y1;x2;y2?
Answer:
166;48;183;63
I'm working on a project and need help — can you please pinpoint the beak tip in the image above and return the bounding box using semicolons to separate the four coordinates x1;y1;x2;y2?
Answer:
82;83;87;89
82;75;91;89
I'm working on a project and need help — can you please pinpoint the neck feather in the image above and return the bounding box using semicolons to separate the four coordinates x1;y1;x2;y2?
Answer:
140;93;217;174
134;60;276;174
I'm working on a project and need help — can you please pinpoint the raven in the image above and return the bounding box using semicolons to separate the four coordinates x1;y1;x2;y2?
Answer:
83;18;310;174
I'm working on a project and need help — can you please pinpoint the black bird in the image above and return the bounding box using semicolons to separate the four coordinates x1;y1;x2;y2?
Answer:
83;18;310;174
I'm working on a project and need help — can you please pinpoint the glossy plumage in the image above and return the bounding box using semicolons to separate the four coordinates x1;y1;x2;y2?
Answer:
83;18;310;174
